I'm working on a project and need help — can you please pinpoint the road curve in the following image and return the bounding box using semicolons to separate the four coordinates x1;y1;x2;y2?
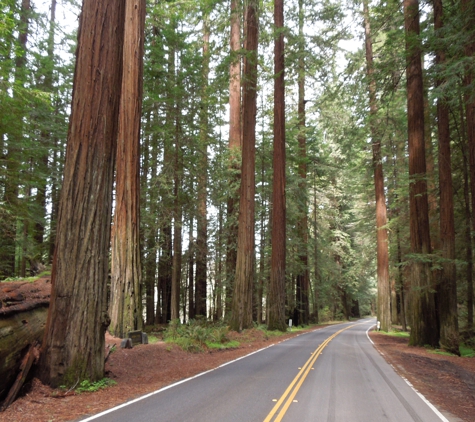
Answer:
81;319;451;422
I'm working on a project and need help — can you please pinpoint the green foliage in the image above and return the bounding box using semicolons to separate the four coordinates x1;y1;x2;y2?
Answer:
75;378;117;393
164;319;233;353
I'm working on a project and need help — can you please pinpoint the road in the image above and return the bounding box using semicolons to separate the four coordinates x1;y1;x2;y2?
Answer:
81;319;450;422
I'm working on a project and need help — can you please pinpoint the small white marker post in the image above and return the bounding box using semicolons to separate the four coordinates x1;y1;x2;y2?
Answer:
289;319;293;330
377;320;381;331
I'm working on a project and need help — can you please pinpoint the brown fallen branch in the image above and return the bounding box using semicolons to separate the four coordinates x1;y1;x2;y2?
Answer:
1;342;39;411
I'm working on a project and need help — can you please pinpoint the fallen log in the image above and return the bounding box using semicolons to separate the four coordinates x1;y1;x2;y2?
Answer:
1;342;39;411
0;278;50;403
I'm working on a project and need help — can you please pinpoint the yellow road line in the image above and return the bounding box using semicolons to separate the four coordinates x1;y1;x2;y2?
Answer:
263;323;359;422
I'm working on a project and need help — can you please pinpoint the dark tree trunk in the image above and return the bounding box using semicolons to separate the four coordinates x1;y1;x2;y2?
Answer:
39;0;126;387
462;0;475;331
268;0;287;332
230;0;258;331
404;0;438;347
433;0;459;354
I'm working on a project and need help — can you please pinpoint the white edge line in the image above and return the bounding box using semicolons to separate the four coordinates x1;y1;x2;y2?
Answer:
80;325;332;421
365;324;449;422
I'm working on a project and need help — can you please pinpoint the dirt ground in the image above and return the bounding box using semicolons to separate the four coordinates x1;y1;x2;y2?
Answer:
0;325;474;422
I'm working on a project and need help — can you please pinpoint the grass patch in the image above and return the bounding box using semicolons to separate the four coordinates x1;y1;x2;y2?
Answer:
460;344;475;357
1;270;51;283
147;335;160;344
206;340;240;350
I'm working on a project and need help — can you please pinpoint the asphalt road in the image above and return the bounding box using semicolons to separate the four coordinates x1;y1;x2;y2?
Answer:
81;318;450;422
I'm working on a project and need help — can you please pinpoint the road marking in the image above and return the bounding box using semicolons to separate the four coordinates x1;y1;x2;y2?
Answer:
263;323;359;422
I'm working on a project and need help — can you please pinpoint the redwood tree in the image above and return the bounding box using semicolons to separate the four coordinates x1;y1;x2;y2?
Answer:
404;0;438;347
230;0;258;331
39;0;125;386
267;0;287;332
109;0;146;338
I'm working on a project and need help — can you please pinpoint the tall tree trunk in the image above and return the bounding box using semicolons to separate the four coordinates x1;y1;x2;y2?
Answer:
294;0;309;327
404;0;438;347
195;16;210;319
171;115;183;321
39;0;125;387
433;0;459;354
109;0;145;339
226;0;242;305
462;0;475;331
363;0;390;332
268;0;287;332
230;0;258;331
460;101;474;330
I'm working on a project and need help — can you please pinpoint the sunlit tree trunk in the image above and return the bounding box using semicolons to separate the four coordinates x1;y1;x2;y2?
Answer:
39;0;125;387
363;0;390;332
268;0;287;332
404;0;438;347
109;0;145;338
230;0;258;331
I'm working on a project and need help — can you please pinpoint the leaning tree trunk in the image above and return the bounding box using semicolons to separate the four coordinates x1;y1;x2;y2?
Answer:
267;0;287;332
38;0;125;387
109;0;145;339
404;0;438;347
230;0;258;332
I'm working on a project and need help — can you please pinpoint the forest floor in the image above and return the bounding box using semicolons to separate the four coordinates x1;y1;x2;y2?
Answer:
1;279;474;422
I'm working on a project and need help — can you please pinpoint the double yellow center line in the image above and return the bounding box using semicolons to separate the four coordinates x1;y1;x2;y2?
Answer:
263;324;358;422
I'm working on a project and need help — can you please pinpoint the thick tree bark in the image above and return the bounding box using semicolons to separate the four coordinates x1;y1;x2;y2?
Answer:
268;0;287;332
109;0;145;339
404;0;438;347
363;0;390;332
38;0;125;387
433;0;459;354
230;0;258;331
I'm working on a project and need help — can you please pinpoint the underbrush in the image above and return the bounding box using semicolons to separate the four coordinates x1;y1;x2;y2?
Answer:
164;319;238;353
163;319;310;352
